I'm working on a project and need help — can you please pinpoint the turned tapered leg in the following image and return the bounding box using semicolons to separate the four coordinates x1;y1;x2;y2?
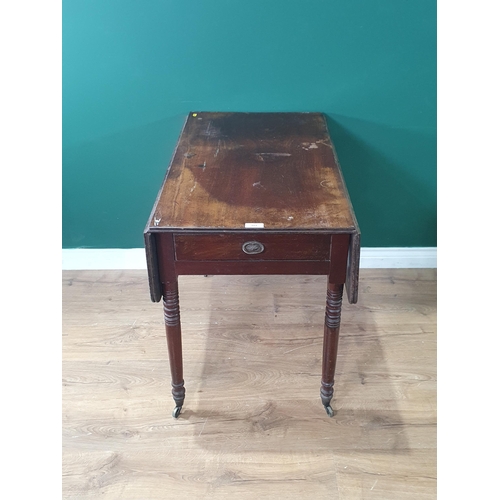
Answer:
321;283;344;417
163;280;185;418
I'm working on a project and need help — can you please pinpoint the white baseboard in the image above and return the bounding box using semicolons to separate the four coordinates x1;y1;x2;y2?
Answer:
61;249;147;270
359;247;436;269
62;247;436;270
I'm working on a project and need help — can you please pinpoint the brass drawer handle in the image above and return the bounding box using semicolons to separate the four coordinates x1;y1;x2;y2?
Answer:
242;241;265;255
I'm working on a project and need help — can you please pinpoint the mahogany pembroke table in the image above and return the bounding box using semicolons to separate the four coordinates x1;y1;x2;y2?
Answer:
144;112;360;418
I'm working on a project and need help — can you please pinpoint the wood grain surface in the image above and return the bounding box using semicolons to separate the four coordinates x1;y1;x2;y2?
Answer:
147;112;357;231
62;269;436;499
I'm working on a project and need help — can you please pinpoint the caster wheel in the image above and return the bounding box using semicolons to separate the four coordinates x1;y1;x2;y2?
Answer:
172;406;182;418
325;405;334;417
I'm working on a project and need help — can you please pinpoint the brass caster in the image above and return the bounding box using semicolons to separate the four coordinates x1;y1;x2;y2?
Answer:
324;405;334;417
172;406;182;418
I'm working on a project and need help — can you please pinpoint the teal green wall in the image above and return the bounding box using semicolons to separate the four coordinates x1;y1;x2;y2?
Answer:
63;0;436;248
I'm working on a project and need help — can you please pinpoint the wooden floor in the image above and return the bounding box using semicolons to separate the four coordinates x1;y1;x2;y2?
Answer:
62;269;436;499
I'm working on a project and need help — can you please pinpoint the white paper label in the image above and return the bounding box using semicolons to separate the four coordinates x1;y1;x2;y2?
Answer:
245;222;264;228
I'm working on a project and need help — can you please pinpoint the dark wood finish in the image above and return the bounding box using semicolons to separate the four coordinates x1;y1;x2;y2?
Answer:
143;112;361;417
174;233;331;261
162;281;185;412
328;233;350;284
175;260;330;276
144;232;161;302
155;232;177;283
320;283;344;415
346;231;361;303
146;112;357;231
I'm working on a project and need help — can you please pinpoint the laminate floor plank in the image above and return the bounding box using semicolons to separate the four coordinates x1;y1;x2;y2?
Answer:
63;269;436;499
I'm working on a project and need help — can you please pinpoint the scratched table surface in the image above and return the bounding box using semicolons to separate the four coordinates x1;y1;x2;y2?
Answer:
147;112;357;232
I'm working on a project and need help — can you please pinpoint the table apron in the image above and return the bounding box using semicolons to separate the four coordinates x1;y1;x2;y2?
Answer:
149;231;351;299
174;260;331;276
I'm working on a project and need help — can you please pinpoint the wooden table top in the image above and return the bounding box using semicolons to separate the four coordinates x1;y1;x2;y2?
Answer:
147;112;358;233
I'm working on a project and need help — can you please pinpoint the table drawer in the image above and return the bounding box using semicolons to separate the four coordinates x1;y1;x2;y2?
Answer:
174;233;331;261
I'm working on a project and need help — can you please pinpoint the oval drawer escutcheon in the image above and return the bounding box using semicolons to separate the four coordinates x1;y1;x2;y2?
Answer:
242;241;265;255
